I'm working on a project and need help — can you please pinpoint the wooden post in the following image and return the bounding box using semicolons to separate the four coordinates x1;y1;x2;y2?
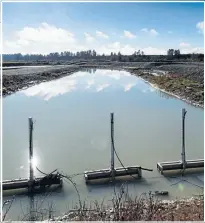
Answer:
28;117;34;192
110;113;115;179
181;108;187;173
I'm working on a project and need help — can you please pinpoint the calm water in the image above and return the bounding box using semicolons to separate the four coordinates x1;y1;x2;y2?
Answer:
3;69;204;220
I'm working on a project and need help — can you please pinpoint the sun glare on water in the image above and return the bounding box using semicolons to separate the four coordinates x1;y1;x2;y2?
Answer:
28;157;38;168
32;157;38;167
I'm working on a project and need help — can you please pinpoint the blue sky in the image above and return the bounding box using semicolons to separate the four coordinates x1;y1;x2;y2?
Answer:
2;2;204;55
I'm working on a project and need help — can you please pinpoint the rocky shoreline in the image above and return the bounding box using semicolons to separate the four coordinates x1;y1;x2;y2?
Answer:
2;62;204;108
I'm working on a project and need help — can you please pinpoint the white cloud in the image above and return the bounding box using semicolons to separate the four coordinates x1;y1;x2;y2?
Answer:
179;42;191;47
150;29;159;36
4;22;84;54
123;30;136;39
141;47;166;55
140;28;148;34
98;42;136;55
17;22;75;43
191;47;204;54
17;39;30;46
180;47;204;54
141;28;159;37
96;30;109;39
4;40;21;50
196;21;204;35
84;32;95;42
3;23;203;56
98;43;166;55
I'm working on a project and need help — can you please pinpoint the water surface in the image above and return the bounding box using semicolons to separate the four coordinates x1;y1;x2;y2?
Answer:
3;69;204;220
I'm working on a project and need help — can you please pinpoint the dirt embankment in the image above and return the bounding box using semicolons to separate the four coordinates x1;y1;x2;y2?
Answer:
2;61;204;107
2;66;81;96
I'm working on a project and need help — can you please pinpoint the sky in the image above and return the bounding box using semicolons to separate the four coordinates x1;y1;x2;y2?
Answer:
2;2;204;55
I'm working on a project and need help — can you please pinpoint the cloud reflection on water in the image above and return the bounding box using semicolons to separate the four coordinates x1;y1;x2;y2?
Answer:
22;69;154;100
23;78;77;100
141;86;156;93
96;83;110;92
124;83;136;92
86;79;95;89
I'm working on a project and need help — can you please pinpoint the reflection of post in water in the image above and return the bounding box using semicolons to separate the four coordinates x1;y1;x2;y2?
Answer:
181;108;187;173
28;118;35;220
110;113;115;181
157;89;171;100
29;194;35;221
28;117;34;193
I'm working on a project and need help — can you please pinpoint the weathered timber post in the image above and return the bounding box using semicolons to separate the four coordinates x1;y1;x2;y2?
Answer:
181;108;187;173
110;113;115;180
28;117;34;192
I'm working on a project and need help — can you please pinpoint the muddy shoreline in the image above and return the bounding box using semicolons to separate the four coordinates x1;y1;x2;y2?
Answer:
47;196;204;221
2;62;204;108
129;69;204;108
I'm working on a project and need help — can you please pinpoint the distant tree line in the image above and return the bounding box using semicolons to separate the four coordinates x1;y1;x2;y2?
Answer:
2;49;204;63
167;49;181;57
